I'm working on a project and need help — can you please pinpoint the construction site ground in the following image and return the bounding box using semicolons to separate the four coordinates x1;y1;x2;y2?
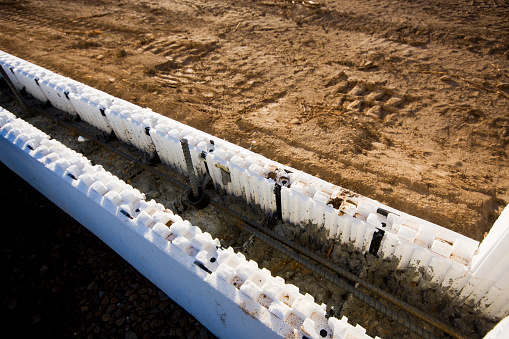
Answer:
1;0;508;240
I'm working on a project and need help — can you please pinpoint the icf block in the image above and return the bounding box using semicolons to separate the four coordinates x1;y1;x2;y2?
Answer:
229;160;248;200
394;242;415;270
339;215;353;244
442;262;469;296
0;107;17;126
484;287;509;320
283;189;313;226
476;285;502;312
14;64;49;103
149;124;186;171
422;256;451;288
121;109;160;155
105;105;135;144
471;205;509;281
324;208;340;238
38;75;79;117
462;277;495;308
0;58;25;91
68;87;114;133
450;238;478;266
414;224;437;249
207;151;233;192
431;238;453;258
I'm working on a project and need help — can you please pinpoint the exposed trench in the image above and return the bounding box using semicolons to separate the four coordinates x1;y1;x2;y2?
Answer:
0;82;498;338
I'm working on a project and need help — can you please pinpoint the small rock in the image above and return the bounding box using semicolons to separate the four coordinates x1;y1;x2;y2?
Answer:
31;314;42;324
106;304;116;314
440;75;454;82
125;331;138;339
367;105;382;118
348;83;366;96
385;95;405;107
96;55;104;60
334;80;350;93
159;300;169;311
359;60;378;70
347;99;362;111
146;190;161;200
197;327;209;339
115;317;125;326
497;82;509;91
101;314;111;322
366;89;385;101
116;48;127;58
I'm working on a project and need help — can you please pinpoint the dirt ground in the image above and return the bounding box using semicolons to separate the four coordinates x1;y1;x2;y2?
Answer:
0;0;508;241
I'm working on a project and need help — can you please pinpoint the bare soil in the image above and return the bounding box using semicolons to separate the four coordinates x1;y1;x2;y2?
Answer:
1;92;496;338
0;0;508;239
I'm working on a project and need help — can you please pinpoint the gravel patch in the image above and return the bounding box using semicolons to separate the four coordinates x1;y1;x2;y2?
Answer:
0;161;216;339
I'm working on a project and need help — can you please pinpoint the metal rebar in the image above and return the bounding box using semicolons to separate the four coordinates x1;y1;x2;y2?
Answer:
0;66;32;116
180;138;200;198
0;88;468;339
235;221;439;339
212;197;466;339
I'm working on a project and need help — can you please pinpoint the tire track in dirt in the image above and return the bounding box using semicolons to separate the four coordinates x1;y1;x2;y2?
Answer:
0;0;506;243
140;34;219;91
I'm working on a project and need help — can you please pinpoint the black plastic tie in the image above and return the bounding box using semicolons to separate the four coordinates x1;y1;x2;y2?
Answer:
144;126;150;136
120;209;133;219
99;107;106;116
273;183;282;220
34;78;40;86
26;144;34;150
369;228;385;256
377;207;389;217
66;173;77;180
194;260;212;274
64;91;70;100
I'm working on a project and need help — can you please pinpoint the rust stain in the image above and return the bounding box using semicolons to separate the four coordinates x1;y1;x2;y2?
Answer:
326;241;335;259
239;302;259;320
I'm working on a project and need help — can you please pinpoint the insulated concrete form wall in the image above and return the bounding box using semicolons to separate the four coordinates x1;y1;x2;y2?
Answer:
1;49;508;321
0;107;375;339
